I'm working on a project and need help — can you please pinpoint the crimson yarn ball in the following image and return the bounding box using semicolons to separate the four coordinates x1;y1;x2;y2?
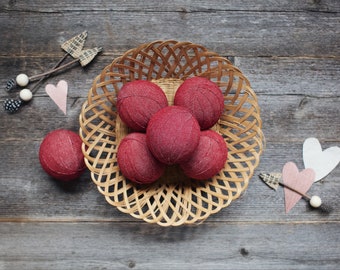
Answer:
146;106;201;165
180;130;228;180
39;129;86;181
117;132;165;184
117;80;168;131
174;76;224;130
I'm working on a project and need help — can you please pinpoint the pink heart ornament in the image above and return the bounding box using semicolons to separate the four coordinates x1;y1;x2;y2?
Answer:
282;162;315;213
45;80;68;115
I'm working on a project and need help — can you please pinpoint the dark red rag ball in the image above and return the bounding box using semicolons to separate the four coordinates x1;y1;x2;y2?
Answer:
180;130;228;180
174;76;224;130
117;80;168;131
39;129;86;181
146;106;201;165
117;132;165;184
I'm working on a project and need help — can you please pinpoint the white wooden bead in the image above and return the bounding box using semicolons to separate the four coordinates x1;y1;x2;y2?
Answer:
309;195;322;208
19;89;33;102
16;73;29;87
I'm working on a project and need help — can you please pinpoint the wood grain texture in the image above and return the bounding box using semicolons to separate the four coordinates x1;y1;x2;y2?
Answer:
0;0;339;269
2;0;340;12
1;222;339;270
0;7;339;57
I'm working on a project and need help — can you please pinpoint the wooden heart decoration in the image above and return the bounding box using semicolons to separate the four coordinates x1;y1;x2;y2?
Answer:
303;137;340;182
282;162;315;213
45;80;68;115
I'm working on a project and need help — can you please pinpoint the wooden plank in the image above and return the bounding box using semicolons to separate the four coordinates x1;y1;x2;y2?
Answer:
0;138;339;223
0;56;340;142
235;57;340;97
1;56;339;98
1;87;339;143
1;0;339;12
258;95;340;142
0;10;339;57
1;222;339;270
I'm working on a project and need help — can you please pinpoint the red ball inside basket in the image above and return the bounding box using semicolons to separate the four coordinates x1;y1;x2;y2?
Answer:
117;132;165;184
146;105;200;165
180;130;228;180
174;76;224;130
117;80;168;131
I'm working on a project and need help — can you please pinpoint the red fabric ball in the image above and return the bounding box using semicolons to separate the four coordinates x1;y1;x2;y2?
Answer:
117;80;168;131
180;130;228;180
174;76;224;130
146;106;200;165
39;129;86;181
117;132;165;184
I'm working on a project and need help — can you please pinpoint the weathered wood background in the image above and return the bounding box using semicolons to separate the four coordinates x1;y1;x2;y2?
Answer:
0;1;339;269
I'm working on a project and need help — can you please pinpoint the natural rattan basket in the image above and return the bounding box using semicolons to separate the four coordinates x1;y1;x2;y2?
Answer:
79;40;264;226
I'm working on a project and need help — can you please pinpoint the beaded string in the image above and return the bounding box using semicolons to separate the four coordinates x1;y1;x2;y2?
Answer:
2;31;102;113
3;53;69;113
259;173;332;213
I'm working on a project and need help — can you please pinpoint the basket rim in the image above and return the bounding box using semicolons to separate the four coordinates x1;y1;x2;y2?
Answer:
79;40;264;226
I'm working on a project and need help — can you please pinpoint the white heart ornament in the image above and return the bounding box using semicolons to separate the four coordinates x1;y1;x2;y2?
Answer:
303;137;340;182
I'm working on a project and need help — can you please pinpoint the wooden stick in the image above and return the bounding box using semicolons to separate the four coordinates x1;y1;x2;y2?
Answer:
278;181;311;200
29;58;79;81
30;53;69;94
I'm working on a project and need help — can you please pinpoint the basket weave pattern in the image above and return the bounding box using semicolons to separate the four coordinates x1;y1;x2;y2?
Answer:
79;40;264;226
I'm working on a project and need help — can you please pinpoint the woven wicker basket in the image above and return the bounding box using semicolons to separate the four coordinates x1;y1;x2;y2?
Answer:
79;40;264;226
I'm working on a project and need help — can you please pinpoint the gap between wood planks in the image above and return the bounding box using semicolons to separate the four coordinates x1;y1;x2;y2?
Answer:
0;217;338;225
1;54;339;59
